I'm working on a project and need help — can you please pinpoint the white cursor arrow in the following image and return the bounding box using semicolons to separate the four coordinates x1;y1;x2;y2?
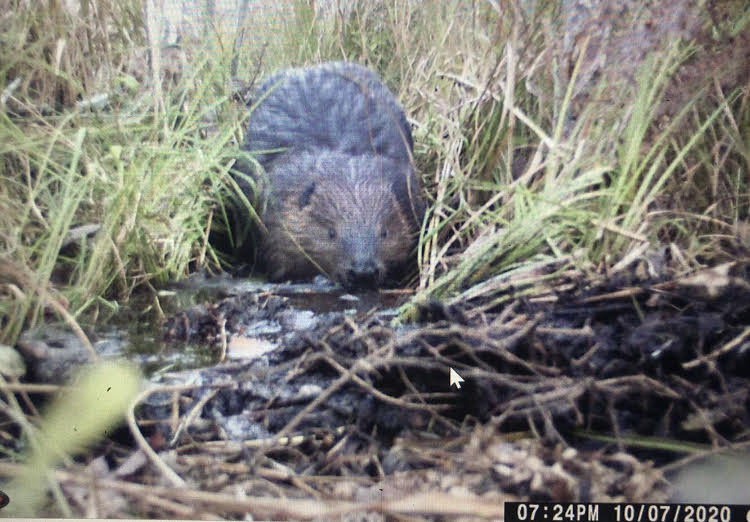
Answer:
449;368;464;389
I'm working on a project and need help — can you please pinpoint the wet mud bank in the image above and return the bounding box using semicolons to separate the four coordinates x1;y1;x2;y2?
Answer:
123;262;750;506
8;264;750;517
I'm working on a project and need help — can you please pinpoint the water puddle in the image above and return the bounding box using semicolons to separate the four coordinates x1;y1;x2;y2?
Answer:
17;275;413;381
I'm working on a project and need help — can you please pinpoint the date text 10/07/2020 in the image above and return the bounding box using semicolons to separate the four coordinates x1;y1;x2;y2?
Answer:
505;503;750;522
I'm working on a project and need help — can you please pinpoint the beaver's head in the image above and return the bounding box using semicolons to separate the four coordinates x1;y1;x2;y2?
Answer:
263;151;423;289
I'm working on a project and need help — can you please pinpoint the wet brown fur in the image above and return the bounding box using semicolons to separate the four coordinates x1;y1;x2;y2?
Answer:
261;151;421;286
242;62;423;288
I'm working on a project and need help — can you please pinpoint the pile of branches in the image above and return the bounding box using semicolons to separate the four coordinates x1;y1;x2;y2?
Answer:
105;261;750;518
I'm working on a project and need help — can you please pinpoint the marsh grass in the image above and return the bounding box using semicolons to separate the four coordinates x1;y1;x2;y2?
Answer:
3;362;141;517
1;2;248;343
1;0;749;341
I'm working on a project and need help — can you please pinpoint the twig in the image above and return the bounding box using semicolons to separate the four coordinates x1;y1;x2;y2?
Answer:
126;383;234;488
682;326;750;369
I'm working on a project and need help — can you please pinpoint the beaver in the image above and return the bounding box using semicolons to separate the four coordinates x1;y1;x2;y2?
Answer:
242;62;423;289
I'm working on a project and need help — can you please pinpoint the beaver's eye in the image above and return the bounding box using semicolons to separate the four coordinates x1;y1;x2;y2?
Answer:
298;182;316;209
328;228;336;239
381;228;388;239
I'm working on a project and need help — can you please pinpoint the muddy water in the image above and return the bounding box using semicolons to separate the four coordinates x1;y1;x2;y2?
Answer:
17;276;410;382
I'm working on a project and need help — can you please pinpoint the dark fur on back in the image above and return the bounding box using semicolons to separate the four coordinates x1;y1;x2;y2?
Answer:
241;62;423;288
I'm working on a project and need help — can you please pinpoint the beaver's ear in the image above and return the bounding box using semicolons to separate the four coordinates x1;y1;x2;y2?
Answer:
298;181;316;209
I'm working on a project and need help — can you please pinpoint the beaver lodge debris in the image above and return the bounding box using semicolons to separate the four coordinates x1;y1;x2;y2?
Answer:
61;261;742;520
6;263;749;519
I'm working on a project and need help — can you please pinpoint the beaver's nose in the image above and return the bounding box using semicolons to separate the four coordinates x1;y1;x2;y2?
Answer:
345;259;380;289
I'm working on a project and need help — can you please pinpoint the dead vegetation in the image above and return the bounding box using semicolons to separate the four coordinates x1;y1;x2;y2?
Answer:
73;260;742;519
